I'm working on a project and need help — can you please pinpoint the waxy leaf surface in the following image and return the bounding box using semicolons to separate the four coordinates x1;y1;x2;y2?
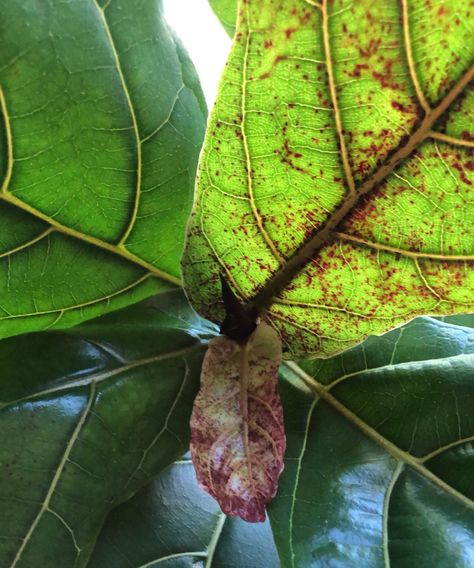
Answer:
0;0;206;340
271;317;474;566
89;459;280;567
183;0;474;357
191;322;285;522
0;290;214;568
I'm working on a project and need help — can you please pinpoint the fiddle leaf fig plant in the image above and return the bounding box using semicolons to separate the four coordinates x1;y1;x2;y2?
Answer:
184;0;474;358
0;0;473;566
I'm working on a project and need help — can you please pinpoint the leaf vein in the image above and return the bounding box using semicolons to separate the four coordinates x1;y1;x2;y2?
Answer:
285;361;474;511
335;231;474;261
289;397;318;568
401;0;431;113
240;20;285;264
9;382;96;568
249;63;474;312
92;0;142;247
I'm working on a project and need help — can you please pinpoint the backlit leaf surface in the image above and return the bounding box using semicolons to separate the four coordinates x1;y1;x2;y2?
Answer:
191;322;285;522
0;291;214;568
271;317;474;566
0;0;206;340
183;0;474;357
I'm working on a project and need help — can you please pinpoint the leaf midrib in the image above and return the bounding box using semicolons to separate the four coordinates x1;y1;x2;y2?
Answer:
284;361;474;511
246;8;474;312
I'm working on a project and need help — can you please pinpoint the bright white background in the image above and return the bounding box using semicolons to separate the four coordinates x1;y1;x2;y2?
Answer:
163;0;232;105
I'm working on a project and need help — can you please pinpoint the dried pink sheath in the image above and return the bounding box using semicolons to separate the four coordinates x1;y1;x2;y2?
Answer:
190;322;286;522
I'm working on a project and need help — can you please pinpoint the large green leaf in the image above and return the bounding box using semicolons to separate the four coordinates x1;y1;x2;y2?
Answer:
0;0;206;340
0;290;215;568
183;0;474;358
209;0;237;37
271;317;474;566
89;458;280;567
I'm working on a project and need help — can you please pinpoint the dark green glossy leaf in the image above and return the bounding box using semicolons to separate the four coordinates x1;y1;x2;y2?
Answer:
441;313;474;329
0;0;206;340
209;0;237;37
0;291;215;568
271;317;474;567
89;458;279;568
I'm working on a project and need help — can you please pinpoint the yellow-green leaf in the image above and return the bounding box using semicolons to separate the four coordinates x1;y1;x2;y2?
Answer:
182;0;474;358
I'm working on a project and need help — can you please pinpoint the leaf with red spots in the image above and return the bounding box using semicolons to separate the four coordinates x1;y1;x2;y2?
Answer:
190;322;285;522
183;0;474;358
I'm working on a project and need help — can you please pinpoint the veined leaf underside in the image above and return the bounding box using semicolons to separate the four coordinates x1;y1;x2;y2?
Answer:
183;0;474;357
0;83;179;283
0;0;206;337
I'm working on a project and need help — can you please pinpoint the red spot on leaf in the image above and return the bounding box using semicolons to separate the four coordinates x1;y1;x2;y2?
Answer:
349;63;369;78
300;11;312;24
274;54;289;65
391;100;410;113
359;38;381;57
